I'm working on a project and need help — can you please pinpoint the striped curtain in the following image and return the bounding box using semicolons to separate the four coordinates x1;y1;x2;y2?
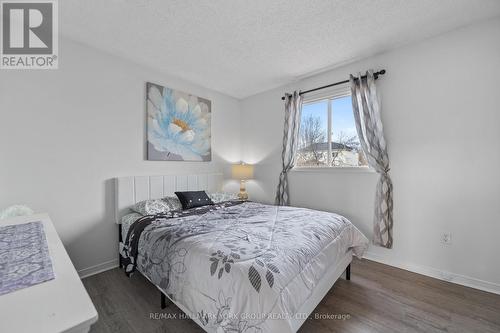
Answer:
350;70;394;248
275;91;303;206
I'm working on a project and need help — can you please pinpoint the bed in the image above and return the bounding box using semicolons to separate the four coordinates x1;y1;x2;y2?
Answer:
115;173;368;333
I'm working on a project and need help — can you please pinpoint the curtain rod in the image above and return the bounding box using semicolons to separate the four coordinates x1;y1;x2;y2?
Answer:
281;69;386;100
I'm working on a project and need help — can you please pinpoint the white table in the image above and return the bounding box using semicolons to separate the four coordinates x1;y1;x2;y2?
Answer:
0;213;98;333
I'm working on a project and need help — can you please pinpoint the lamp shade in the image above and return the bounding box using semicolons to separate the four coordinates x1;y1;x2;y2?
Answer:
232;163;254;180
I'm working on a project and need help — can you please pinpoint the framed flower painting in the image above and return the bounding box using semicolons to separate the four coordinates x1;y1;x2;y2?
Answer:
146;82;212;161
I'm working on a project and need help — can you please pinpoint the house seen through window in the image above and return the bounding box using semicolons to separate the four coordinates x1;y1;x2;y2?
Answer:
296;93;367;168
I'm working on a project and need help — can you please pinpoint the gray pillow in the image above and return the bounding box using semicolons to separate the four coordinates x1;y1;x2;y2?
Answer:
208;192;239;203
132;199;171;215
163;196;183;211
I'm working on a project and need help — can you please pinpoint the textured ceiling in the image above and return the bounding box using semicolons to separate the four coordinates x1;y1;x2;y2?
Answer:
61;0;500;98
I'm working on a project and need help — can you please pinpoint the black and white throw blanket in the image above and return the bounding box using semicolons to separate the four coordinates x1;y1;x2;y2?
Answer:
122;201;245;275
122;201;368;333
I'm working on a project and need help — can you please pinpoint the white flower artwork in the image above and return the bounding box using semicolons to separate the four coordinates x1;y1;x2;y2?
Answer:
147;82;211;161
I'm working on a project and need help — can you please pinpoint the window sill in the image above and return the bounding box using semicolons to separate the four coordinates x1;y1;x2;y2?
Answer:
291;166;375;174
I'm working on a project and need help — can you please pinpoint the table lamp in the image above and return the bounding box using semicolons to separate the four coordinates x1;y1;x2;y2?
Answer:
232;163;254;200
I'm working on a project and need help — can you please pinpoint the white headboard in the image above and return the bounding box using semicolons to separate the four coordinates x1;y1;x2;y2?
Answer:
115;173;223;223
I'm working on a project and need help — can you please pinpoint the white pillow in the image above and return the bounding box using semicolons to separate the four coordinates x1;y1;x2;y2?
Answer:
208;192;239;204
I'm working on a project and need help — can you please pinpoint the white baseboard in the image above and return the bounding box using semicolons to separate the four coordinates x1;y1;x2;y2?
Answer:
78;258;119;279
364;252;500;295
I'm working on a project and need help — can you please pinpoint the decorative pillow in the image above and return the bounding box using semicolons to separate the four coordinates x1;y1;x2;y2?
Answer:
208;192;239;204
163;196;183;211
132;199;171;216
175;191;214;210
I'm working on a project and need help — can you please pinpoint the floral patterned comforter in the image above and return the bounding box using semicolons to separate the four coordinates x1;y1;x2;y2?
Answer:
124;202;368;333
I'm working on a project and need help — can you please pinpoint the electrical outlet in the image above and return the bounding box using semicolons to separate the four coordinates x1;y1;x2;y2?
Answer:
441;232;452;245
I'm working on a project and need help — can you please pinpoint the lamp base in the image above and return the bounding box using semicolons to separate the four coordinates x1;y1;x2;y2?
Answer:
238;180;249;201
238;190;249;201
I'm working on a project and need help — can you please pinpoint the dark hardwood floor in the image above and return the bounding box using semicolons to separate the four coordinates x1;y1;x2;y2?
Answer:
83;258;500;333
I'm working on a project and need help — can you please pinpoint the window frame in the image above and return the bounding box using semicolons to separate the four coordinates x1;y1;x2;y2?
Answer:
293;85;373;172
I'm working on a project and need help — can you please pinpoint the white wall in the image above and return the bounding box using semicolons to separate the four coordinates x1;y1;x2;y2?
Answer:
0;38;241;274
241;18;500;292
1;18;499;292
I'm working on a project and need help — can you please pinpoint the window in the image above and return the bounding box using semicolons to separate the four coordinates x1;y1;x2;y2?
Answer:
296;92;367;168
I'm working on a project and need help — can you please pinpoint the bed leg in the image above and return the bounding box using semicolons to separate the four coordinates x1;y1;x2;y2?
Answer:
161;292;167;309
346;264;351;281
